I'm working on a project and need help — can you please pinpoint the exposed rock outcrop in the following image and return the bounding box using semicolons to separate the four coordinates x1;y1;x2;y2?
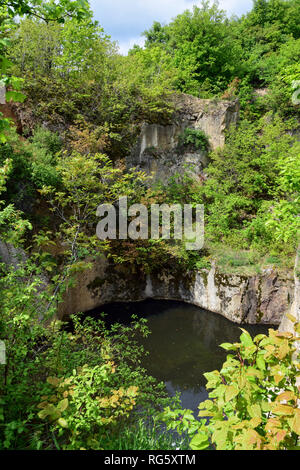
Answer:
127;94;239;181
279;246;300;337
0;85;5;105
0;239;293;327
59;257;293;325
172;94;240;150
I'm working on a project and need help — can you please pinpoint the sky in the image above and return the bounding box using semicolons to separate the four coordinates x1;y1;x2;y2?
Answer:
89;0;254;54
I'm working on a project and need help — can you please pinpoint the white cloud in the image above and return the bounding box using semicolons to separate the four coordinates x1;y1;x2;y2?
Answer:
118;36;145;56
90;0;253;54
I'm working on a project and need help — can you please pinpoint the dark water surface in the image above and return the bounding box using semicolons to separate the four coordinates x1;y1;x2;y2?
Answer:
86;299;271;413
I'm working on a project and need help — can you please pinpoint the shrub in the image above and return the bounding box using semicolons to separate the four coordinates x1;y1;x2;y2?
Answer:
161;317;300;450
178;128;209;152
30;127;62;155
0;260;179;451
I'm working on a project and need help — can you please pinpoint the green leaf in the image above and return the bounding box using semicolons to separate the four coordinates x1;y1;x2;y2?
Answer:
212;427;228;450
57;418;68;429
220;342;236;351
5;91;26;103
253;334;266;344
256;356;266;371
38;404;57;420
291;409;300;435
247;404;262;420
190;432;210;450
240;329;254;347
57;398;69;413
203;370;221;388
225;385;239;402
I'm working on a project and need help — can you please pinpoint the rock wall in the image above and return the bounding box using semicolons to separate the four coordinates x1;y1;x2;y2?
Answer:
279;246;300;339
127;94;239;181
58;257;294;325
173;94;240;150
0;241;26;267
0;85;5;105
0;240;293;327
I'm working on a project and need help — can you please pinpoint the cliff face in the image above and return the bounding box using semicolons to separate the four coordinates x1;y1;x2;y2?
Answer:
3;87;240;183
127;94;240;181
279;246;300;340
58;256;294;326
172;94;240;150
1;89;294;328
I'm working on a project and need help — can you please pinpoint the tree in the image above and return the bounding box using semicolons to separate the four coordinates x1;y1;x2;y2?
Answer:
192;114;298;252
142;1;242;96
251;0;269;26
143;21;169;47
0;0;91;142
266;144;300;335
0;0;90;23
0;158;32;243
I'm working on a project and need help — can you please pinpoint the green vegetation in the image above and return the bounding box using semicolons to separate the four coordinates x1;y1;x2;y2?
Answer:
195;116;299;255
0;265;180;449
178;128;209;152
161;317;300;450
142;2;243;96
0;0;299;451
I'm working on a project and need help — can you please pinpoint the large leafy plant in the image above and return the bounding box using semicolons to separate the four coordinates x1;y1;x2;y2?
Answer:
37;363;139;450
162;318;300;450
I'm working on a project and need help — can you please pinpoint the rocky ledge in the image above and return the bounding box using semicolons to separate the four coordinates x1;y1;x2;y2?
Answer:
59;257;294;325
126;94;240;182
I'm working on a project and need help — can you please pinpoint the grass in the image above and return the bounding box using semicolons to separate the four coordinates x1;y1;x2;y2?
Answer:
101;418;190;451
205;243;294;276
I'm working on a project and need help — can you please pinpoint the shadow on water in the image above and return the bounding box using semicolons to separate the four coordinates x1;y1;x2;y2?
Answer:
84;299;272;414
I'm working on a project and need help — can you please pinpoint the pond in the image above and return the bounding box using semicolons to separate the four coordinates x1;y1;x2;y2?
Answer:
85;299;271;414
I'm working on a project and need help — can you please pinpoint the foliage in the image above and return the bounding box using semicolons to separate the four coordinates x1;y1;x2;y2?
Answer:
142;1;242;96
1;0;300;452
40;152;148;265
0;127;62;213
0;263;179;450
266;142;300;245
190;114;299;258
37;366;139;450
0;157;32;242
0;0;91;142
8;16;175;160
162;320;300;450
0;0;91;23
178;128;209;152
142;0;300;103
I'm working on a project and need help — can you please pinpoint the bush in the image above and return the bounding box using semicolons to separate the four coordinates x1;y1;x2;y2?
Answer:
30;127;62;155
0;259;180;450
161;317;300;450
178;128;209;152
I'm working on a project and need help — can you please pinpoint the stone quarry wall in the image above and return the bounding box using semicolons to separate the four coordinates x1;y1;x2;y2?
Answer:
127;94;240;181
2;89;295;329
279;247;300;349
172;94;240;150
0;240;295;327
58;256;294;326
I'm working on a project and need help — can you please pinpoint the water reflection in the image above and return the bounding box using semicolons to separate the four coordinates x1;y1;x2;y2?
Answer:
87;299;271;413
